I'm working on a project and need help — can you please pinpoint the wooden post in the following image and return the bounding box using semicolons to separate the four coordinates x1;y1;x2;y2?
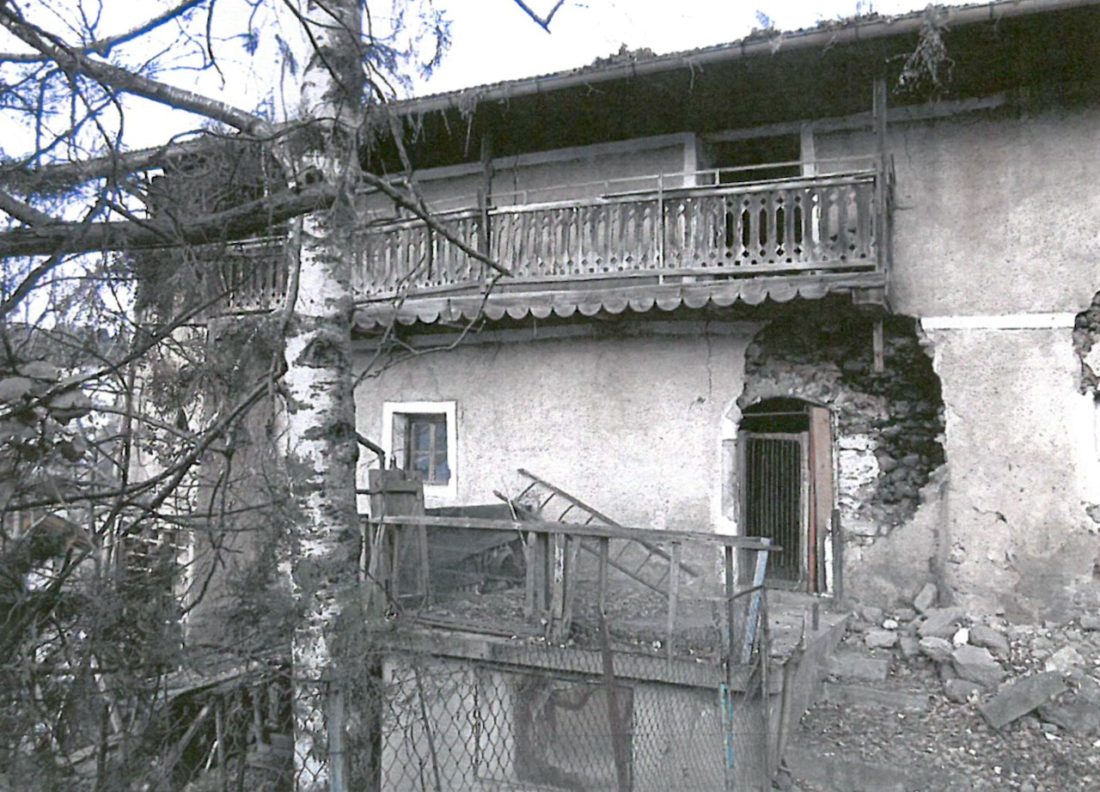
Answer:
598;537;610;617
215;697;227;792
724;545;736;672
478;133;493;262
832;508;844;603
740;541;770;665
873;318;885;373
666;542;682;664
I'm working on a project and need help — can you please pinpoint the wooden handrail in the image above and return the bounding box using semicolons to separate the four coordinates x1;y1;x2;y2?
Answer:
372;513;782;552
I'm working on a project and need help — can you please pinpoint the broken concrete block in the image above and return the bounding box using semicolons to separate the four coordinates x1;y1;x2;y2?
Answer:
913;582;937;613
951;645;1005;689
860;605;884;624
918;606;965;639
894;606;918;622
865;629;898;650
944;678;982;703
979;671;1067;729
918;636;953;662
899;635;920;659
1038;680;1100;735
1044;646;1085;674
827;651;889;682
969;624;1010;657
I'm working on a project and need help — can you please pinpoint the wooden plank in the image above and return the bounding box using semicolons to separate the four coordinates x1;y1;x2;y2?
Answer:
598;537;610;616
667;542;682;664
376;514;782;551
559;536;583;639
873;318;885;373
740;543;771;664
808;405;834;594
724;546;736;674
549;533;566;632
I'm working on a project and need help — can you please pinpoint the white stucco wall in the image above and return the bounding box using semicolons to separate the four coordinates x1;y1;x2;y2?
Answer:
356;325;754;532
818;105;1100;616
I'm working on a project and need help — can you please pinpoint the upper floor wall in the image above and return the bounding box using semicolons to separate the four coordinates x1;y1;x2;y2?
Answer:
816;103;1100;317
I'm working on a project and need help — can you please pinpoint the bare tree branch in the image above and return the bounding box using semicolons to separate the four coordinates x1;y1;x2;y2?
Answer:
511;0;565;33
0;0;210;63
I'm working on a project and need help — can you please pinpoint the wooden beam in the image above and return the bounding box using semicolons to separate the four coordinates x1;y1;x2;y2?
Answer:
873;318;885;373
375;514;782;551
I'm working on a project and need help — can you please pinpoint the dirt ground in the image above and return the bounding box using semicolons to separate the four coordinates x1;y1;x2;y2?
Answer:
781;615;1100;792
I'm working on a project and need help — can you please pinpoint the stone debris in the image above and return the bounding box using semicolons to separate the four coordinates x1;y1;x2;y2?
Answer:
912;582;937;613
969;623;1010;657
951;644;1005;688
1045;645;1085;674
898;634;920;659
865;629;899;650
943;677;982;703
918;606;965;639
979;671;1067;729
1080;614;1100;632
893;606;917;622
827;651;889;682
952;626;969;647
918;636;953;662
1038;679;1100;735
860;605;884;624
881;618;899;630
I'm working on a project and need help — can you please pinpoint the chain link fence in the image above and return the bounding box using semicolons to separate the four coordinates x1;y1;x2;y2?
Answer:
378;646;769;792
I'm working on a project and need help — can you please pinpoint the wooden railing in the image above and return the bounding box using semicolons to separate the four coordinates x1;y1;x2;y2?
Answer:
355;169;882;298
214;167;885;311
366;513;779;671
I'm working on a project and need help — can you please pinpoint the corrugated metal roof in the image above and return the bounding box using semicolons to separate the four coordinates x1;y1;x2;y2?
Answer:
353;272;887;330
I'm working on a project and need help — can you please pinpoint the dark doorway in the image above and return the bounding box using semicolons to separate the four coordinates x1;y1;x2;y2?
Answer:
739;398;833;592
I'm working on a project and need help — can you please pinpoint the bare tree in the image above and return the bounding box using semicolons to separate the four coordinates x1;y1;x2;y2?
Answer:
0;0;563;788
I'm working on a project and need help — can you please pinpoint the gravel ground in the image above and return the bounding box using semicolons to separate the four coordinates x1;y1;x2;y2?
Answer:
782;616;1100;792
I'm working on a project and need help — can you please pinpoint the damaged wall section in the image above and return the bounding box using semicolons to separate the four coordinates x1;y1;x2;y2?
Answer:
739;316;945;545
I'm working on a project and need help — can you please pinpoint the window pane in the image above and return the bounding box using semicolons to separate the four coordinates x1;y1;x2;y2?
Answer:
434;419;447;447
412;421;432;451
435;455;450;483
411;452;431;478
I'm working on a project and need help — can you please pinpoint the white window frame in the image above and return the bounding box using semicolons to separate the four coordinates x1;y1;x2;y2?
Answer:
382;400;458;499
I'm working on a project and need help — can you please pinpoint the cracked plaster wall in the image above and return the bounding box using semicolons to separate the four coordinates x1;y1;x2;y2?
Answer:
356;325;755;531
821;105;1100;618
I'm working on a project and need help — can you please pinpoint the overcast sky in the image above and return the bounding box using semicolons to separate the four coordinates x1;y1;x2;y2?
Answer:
418;0;934;94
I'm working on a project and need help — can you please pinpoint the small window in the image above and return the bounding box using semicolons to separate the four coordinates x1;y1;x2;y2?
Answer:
404;413;450;484
383;401;457;498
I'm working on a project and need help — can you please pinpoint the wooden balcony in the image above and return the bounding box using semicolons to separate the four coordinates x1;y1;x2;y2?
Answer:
215;164;890;321
352;166;889;323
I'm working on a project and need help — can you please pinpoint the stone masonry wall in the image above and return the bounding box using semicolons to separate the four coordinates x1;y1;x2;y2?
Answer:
739;316;945;545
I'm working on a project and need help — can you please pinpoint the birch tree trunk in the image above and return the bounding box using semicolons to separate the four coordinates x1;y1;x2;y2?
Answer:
283;1;363;788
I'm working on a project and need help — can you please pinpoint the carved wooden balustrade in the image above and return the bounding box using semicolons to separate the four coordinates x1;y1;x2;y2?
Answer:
355;169;883;299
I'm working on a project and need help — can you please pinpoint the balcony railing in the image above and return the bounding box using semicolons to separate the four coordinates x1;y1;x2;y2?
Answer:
214;163;887;313
355;167;884;299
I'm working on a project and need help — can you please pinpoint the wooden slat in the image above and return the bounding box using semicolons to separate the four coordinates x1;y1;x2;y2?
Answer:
376;514;782;551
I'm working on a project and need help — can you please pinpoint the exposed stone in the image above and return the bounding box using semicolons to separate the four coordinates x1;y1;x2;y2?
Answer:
882;618;899;630
978;672;1067;729
1044;646;1085;674
1038;680;1100;735
876;453;898;473
860;606;885;624
944;678;982;703
969;624;1010;657
913;583;937;613
822;682;930;712
918;607;965;639
898;635;920;659
1079;613;1100;631
894;607;918;622
865;629;899;650
952;627;970;647
951;645;1005;689
827;652;889;682
919;636;953;662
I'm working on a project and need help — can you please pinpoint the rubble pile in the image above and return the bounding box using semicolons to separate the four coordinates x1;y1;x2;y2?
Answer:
791;584;1100;790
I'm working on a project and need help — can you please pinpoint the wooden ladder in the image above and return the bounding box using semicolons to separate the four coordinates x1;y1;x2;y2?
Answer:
498;468;701;597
